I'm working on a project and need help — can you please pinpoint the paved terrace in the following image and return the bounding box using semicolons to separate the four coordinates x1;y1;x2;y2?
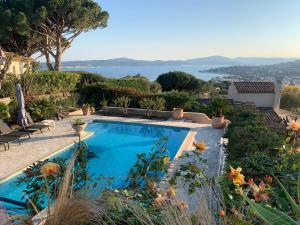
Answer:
0;116;223;186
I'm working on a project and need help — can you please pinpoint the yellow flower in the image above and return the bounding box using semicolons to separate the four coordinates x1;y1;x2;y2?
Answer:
193;140;206;152
40;162;60;177
163;156;170;164
287;120;300;131
166;187;176;198
228;166;245;186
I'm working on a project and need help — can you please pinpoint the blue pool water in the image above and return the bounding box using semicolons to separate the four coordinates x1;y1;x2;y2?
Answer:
0;120;189;212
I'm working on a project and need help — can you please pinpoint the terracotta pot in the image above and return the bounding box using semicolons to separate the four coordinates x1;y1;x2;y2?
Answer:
82;107;91;116
72;123;86;136
90;106;96;114
172;108;184;120
212;116;225;129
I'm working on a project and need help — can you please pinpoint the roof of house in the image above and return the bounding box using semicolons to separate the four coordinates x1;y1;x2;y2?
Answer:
0;51;33;62
233;82;275;94
5;52;33;62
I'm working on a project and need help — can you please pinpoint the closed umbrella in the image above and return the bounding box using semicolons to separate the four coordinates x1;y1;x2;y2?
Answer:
16;83;28;127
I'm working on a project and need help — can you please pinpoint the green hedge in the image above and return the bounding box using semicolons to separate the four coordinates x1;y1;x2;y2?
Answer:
79;83;154;108
0;71;81;97
26;71;80;95
158;91;193;110
102;77;151;93
73;71;106;89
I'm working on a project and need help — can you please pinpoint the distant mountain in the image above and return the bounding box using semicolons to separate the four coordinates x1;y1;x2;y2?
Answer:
202;60;300;79
39;56;298;69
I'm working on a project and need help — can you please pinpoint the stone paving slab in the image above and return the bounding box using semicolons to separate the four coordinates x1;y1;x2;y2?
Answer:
0;120;87;181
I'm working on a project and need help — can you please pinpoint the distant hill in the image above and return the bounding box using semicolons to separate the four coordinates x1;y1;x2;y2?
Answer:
202;60;300;79
39;56;298;69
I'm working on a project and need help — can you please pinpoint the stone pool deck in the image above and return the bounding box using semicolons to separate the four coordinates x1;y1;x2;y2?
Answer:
0;115;223;186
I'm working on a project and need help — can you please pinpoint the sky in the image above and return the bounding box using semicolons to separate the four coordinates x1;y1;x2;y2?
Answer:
62;0;300;61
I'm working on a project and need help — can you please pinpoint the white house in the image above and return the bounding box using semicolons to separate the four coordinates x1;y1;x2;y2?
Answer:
0;49;33;78
228;80;282;112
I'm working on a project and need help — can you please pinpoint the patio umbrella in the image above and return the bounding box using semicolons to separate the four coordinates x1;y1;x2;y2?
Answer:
16;83;28;127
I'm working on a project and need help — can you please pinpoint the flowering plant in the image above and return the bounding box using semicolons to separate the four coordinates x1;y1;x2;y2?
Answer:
168;140;208;194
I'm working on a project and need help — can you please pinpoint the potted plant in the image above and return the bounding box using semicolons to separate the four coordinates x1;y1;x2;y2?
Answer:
72;119;86;136
172;108;184;119
139;98;153;118
113;96;130;116
90;106;96;114
82;104;91;116
209;98;230;129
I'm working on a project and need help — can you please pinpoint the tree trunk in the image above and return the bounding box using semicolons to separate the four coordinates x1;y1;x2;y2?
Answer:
44;35;54;71
45;50;54;71
54;35;62;71
0;56;12;82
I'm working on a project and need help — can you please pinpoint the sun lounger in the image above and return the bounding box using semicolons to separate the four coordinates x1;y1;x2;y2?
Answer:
0;120;34;139
25;113;50;133
0;135;20;150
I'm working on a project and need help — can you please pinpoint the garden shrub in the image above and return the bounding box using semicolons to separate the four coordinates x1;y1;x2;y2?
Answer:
74;71;106;89
156;71;208;93
0;103;10;119
0;71;81;98
220;108;300;223
184;100;211;116
7;99;18;123
0;73;18;98
54;94;79;111
28;71;80;95
78;82;154;108
102;76;151;93
281;85;300;114
27;98;57;121
139;97;166;117
149;81;162;93
224;109;282;162
159;90;193;110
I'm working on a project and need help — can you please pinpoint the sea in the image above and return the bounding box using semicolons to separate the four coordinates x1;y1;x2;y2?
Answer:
63;64;227;81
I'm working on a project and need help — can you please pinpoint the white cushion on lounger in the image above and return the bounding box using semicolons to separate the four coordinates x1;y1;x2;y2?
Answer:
40;120;55;127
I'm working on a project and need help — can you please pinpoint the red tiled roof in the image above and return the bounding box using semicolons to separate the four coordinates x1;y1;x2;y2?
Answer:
233;82;275;93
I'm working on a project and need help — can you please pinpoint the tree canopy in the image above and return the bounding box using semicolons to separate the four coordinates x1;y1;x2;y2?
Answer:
156;71;208;93
0;0;109;72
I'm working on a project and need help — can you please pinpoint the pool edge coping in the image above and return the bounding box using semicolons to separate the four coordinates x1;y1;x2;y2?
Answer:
0;132;94;184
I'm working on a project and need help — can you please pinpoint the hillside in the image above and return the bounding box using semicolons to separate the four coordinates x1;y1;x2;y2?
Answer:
202;60;300;79
40;56;298;69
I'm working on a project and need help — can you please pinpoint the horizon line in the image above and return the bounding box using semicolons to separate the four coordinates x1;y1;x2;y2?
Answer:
38;55;300;63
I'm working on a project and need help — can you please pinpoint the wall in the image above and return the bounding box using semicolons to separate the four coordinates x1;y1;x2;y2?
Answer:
273;80;282;112
0;60;27;77
102;106;212;124
228;84;275;108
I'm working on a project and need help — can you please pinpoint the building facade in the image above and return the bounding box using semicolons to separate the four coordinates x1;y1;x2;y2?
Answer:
0;50;33;78
228;81;282;112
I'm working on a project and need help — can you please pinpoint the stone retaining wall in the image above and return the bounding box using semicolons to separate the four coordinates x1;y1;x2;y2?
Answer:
183;112;212;124
102;106;211;124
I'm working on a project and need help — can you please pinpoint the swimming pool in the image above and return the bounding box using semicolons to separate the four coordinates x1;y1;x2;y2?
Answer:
0;120;189;212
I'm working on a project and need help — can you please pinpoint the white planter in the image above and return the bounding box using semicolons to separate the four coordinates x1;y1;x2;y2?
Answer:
72;123;87;136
